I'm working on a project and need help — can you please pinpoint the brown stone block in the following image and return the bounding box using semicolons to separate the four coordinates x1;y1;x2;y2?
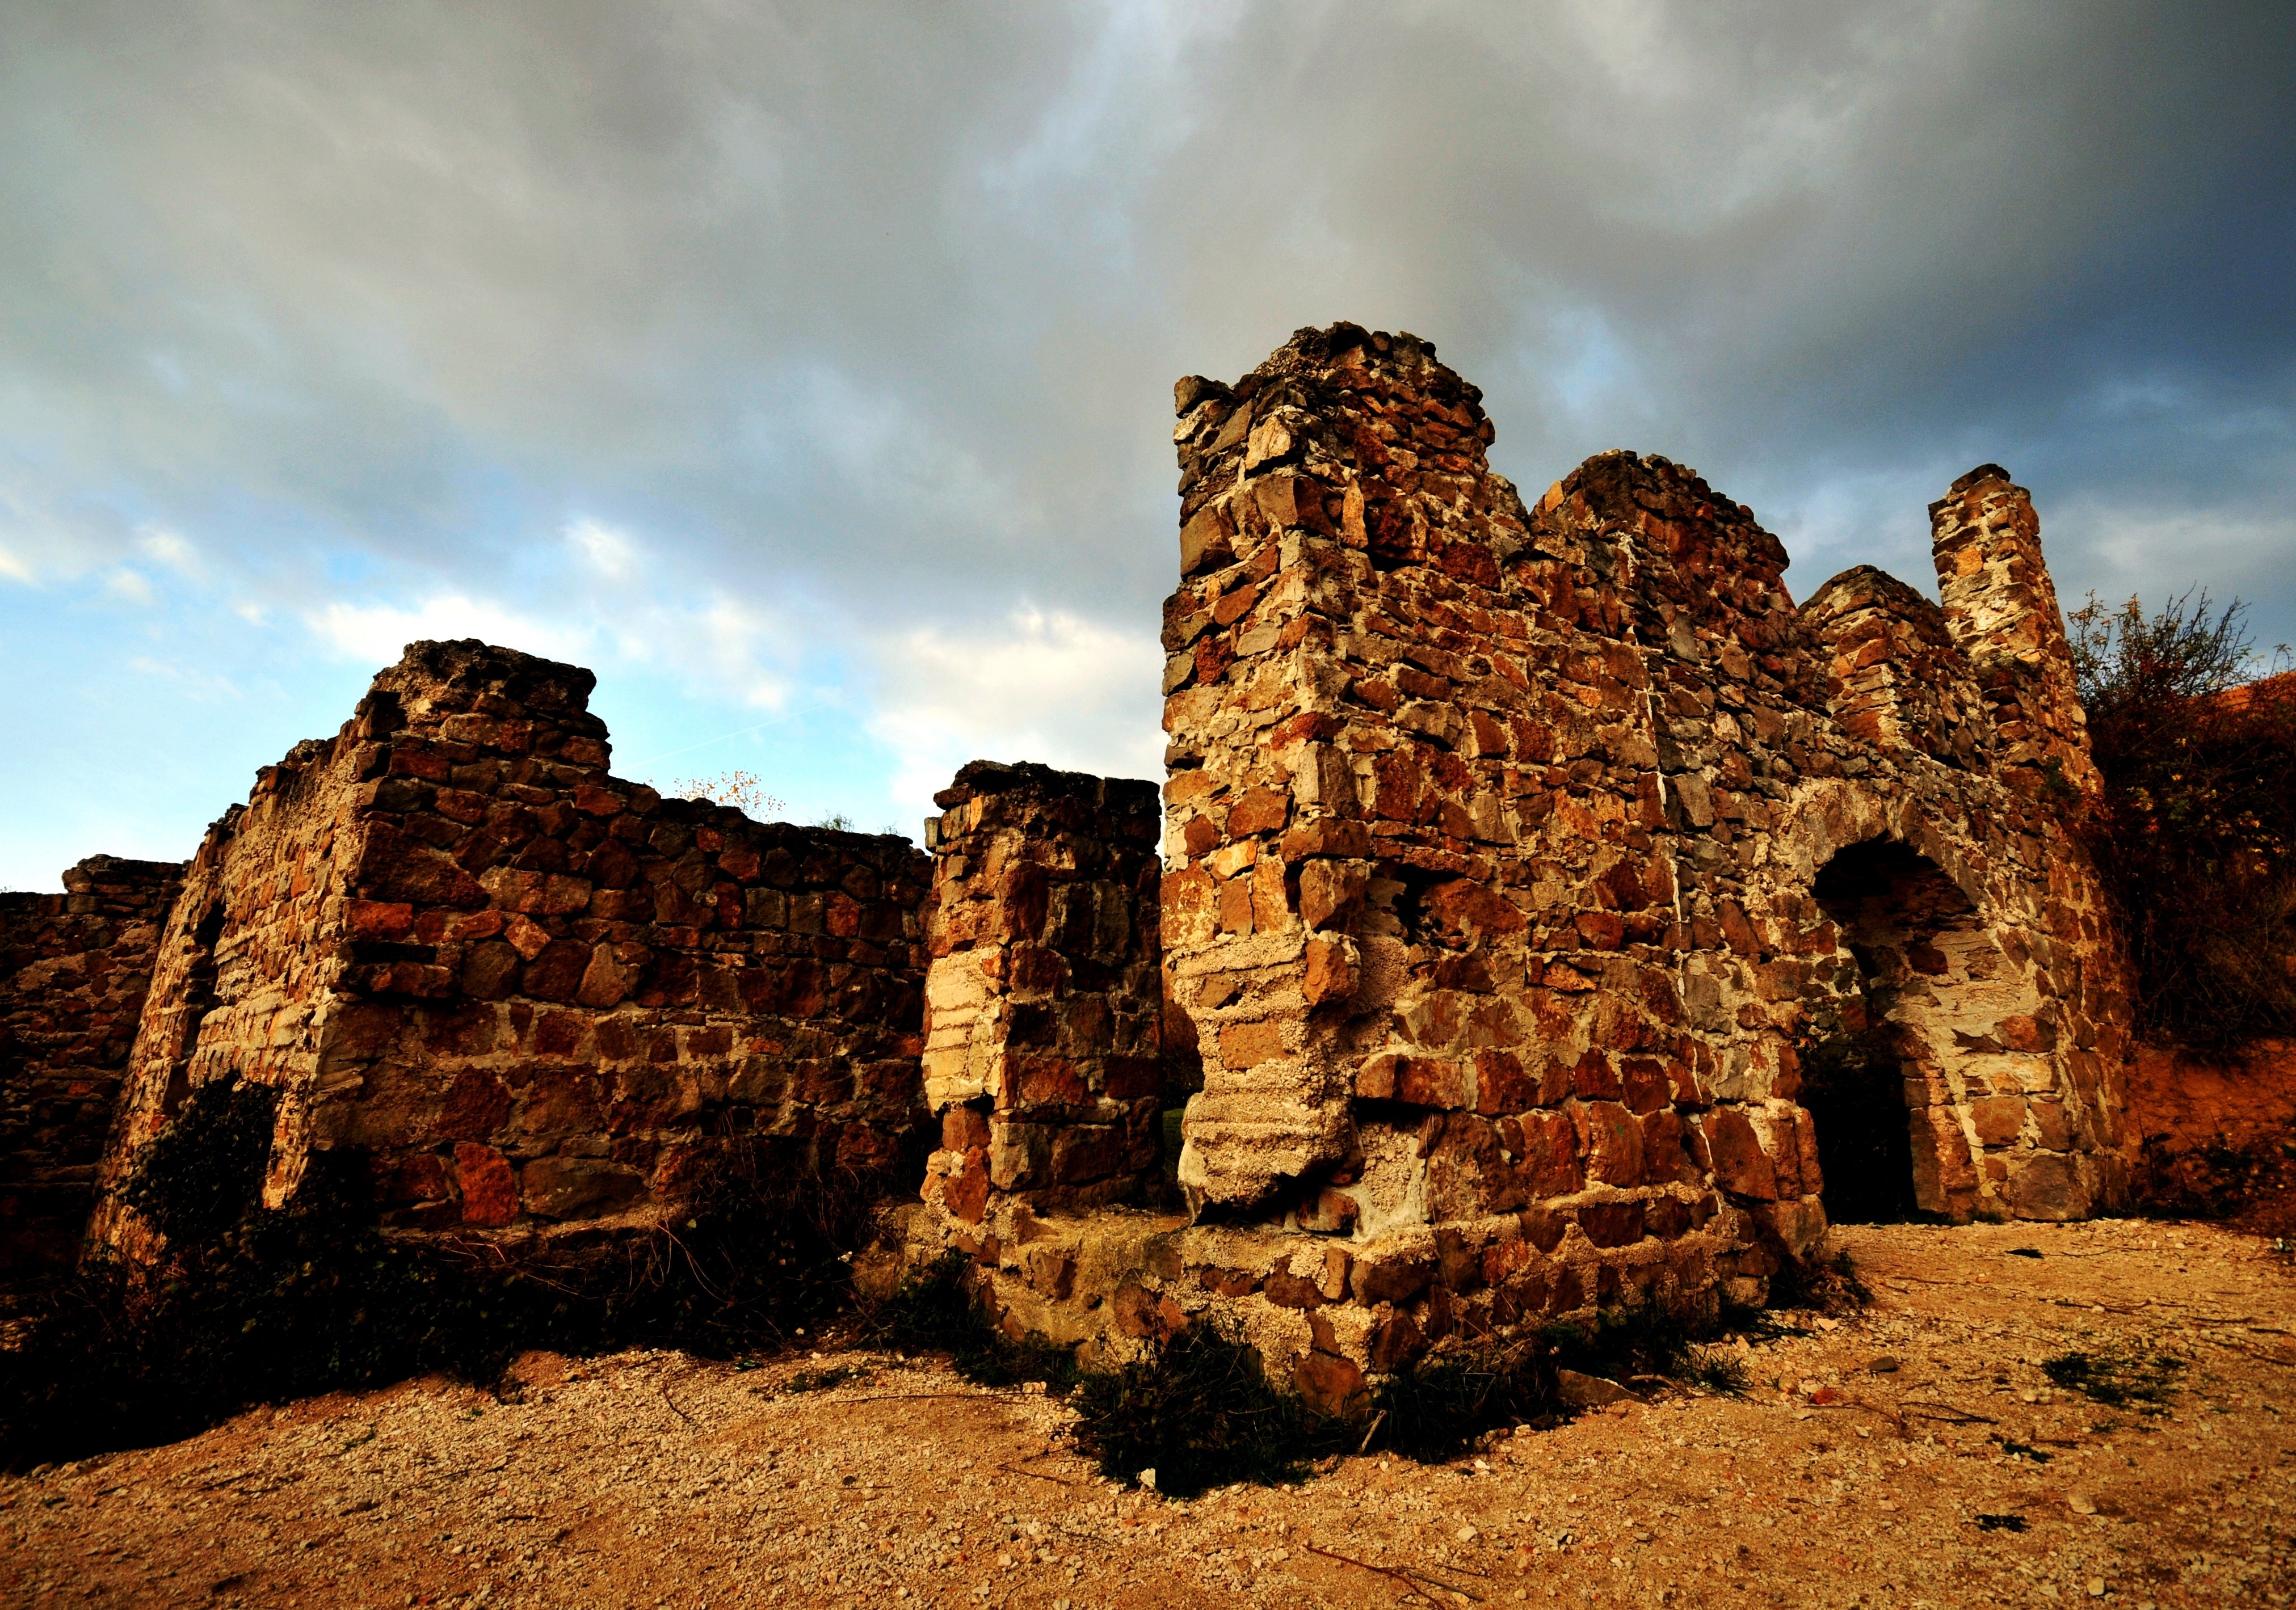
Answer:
1568;1050;1622;1102
1294;1349;1366;1416
1011;1053;1087;1109
1643;1196;1691;1238
1303;934;1356;1006
519;1156;645;1221
1970;1095;2026;1147
1394;1055;1466;1109
942;1148;990;1222
1250;856;1290;931
1506;1109;1583;1197
1639;1109;1703;1185
1179;503;1235;576
575;943;633;1009
1619;1058;1671;1114
1366;1312;1428;1373
1696;1106;1778;1201
540;1011;594;1058
345;899;415;941
348;961;459;998
1540;959;1598;993
1297;858;1368;930
1264;1268;1324;1308
1102;1055;1160;1101
1999;1013;2055;1052
460;941;521;1000
452;1142;520;1227
1576;1200;1645;1248
2003;1152;2085;1218
793;1057;852;1106
1199;1265;1260;1298
1352;1248;1435;1306
1471;1049;1533;1115
2030;1099;2074;1151
1216;874;1255;935
1219;1018;1284;1070
1574;1101;1645;1186
521;939;590;1002
1795;1112;1825;1198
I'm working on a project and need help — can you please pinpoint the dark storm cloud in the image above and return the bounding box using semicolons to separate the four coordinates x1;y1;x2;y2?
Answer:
3;0;2292;719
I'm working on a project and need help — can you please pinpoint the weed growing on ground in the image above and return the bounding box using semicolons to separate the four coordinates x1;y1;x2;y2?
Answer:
1370;1341;1556;1461
2042;1348;2186;1410
865;1251;1080;1393
1687;1346;1752;1395
784;1365;874;1393
1071;1323;1348;1497
1771;1250;1873;1313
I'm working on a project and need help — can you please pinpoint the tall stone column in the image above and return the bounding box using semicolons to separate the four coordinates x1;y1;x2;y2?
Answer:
1930;465;2102;798
919;761;1163;1226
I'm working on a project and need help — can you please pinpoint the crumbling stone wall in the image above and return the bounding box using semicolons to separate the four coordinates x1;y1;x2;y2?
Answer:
987;323;2133;1394
918;761;1163;1234
0;857;183;1275
88;640;929;1267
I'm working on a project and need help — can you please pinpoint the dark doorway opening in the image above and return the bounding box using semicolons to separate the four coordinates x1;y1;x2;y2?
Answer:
1806;838;1976;1223
1798;1025;1918;1222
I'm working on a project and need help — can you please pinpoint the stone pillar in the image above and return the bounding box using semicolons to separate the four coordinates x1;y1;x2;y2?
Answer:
919;761;1162;1224
1930;465;2102;797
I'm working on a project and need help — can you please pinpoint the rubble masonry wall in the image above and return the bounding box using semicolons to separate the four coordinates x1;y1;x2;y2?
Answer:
0;857;184;1275
87;640;930;1268
1078;323;2133;1397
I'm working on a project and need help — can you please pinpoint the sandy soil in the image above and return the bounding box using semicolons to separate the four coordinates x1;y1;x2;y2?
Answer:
5;1217;2291;1609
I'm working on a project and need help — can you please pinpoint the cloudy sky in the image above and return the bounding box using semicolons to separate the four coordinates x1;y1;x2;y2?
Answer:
3;2;2291;888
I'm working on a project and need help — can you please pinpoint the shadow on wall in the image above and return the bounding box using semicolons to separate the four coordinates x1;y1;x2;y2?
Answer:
1805;838;1979;1223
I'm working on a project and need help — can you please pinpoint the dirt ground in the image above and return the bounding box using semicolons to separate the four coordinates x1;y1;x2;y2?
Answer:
5;1217;2291;1609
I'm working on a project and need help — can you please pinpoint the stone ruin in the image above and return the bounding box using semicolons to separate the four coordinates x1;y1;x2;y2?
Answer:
1;858;182;1275
82;640;931;1271
3;322;2141;1404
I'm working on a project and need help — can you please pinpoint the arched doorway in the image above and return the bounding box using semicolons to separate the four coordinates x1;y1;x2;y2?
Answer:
1804;838;1978;1221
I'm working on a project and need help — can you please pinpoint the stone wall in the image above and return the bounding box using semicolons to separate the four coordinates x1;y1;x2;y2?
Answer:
0;857;183;1275
918;761;1163;1232
927;323;2133;1397
87;640;930;1268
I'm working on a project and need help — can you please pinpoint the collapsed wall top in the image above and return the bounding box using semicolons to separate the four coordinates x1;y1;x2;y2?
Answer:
87;639;930;1270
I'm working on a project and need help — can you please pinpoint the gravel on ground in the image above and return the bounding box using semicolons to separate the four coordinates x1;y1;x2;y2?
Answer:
5;1217;2291;1609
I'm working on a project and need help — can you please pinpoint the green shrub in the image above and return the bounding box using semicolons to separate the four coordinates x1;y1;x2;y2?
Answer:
2042;1347;2185;1410
1370;1340;1554;1461
115;1080;279;1241
2071;591;2296;1044
1071;1323;1346;1497
867;1251;1079;1392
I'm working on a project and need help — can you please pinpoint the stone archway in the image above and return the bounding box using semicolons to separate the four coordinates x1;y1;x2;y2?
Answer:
1805;837;1983;1221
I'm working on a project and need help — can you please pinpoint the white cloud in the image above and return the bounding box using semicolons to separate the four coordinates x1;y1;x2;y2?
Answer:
127;655;242;701
307;592;595;668
136;525;202;576
867;604;1164;824
103;567;155;605
566;516;636;579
